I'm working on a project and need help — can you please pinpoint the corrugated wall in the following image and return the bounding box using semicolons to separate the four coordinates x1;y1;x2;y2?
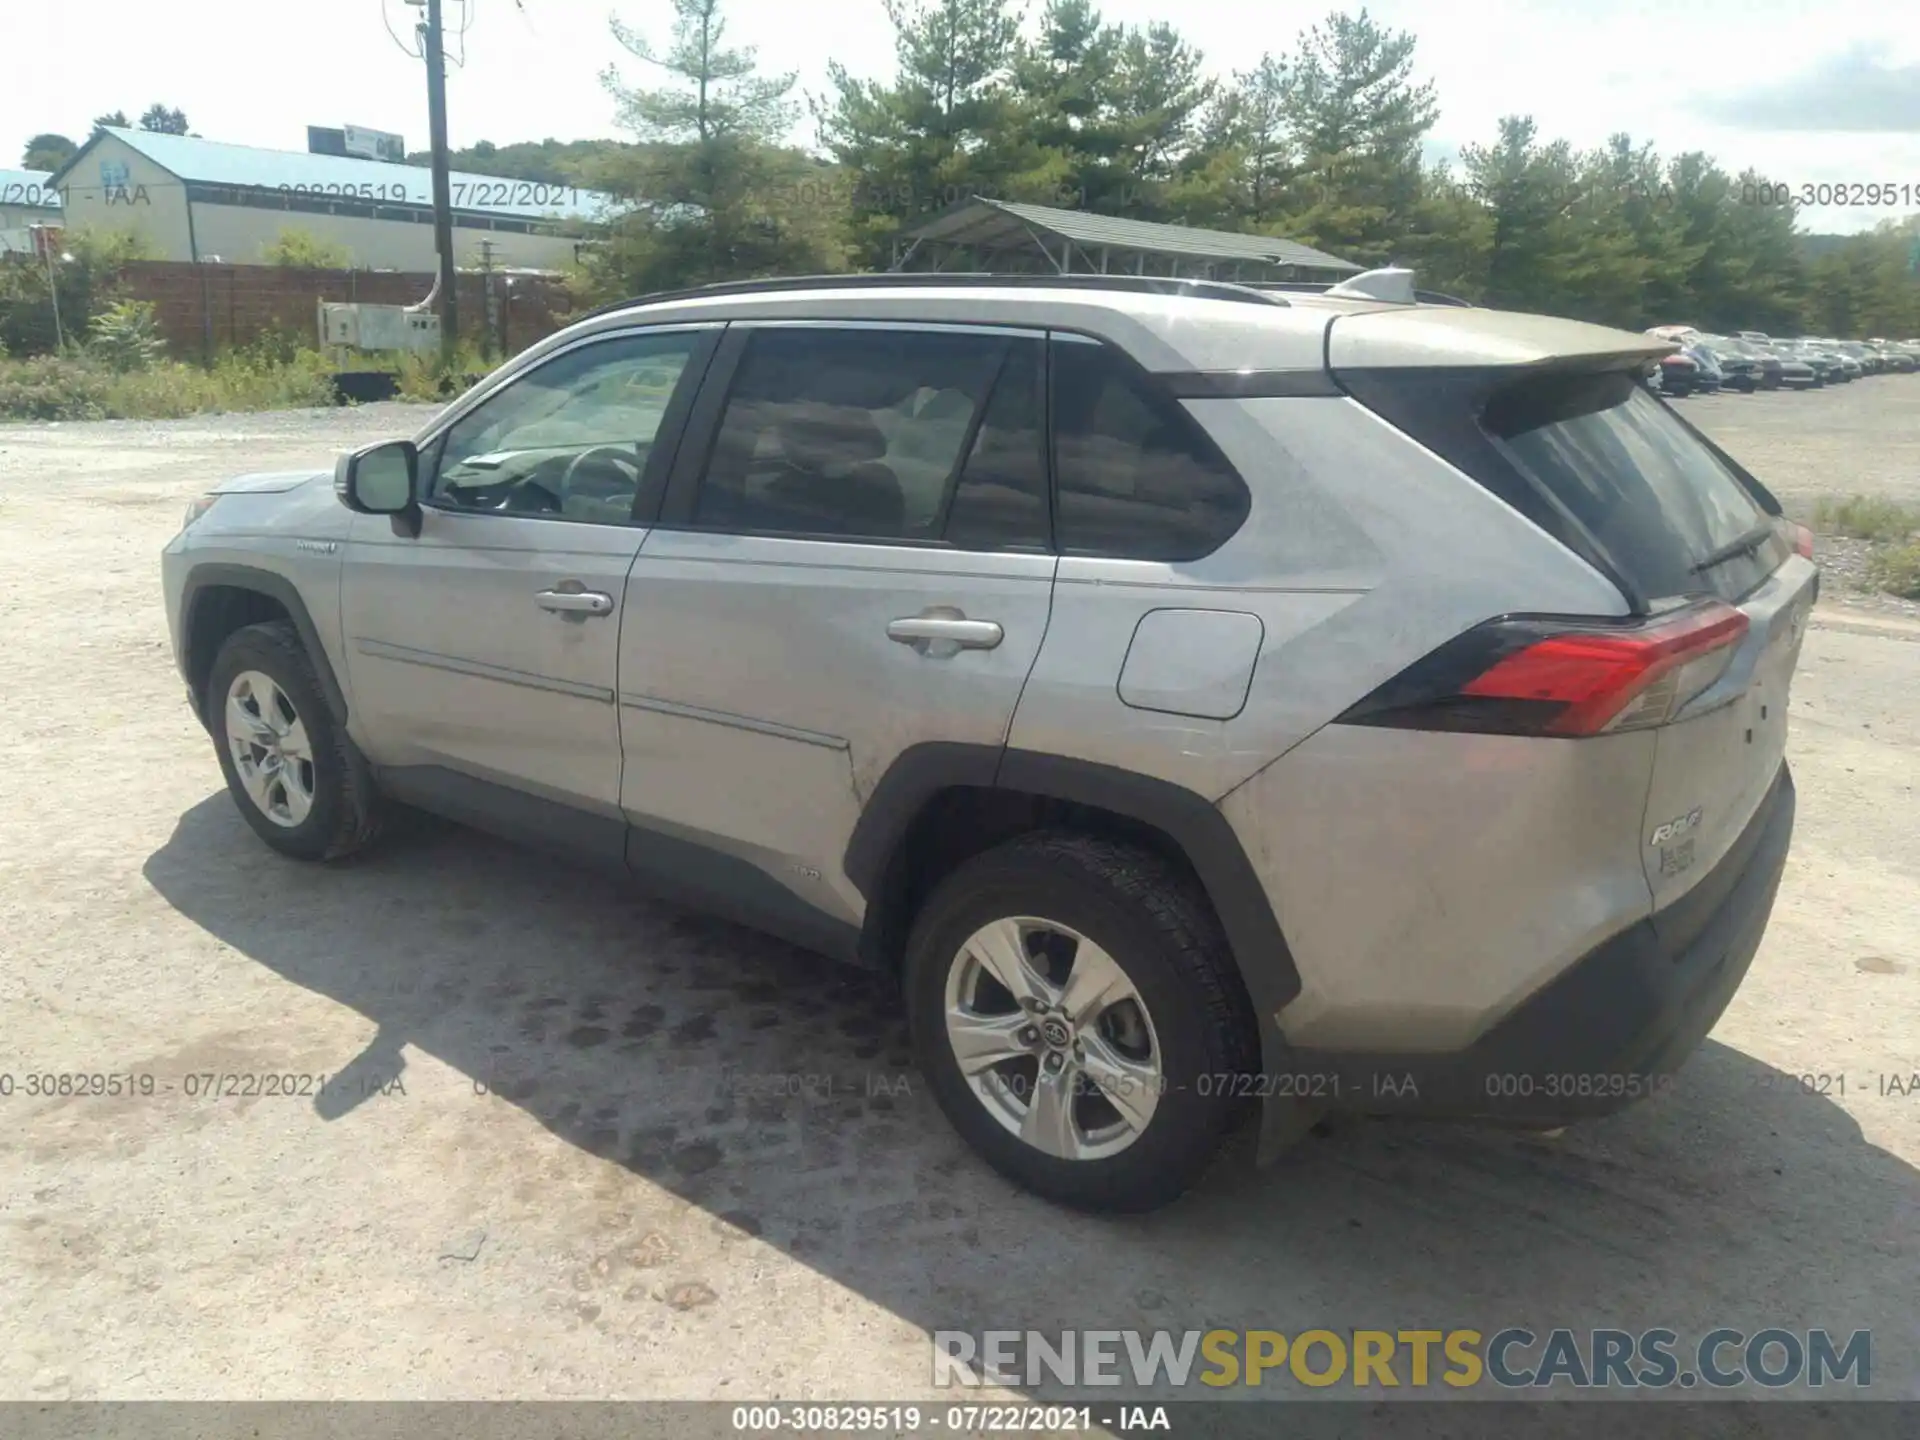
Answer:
116;260;573;359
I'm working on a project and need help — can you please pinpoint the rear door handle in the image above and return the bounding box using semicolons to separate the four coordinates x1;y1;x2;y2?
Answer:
537;588;614;616
887;616;1003;650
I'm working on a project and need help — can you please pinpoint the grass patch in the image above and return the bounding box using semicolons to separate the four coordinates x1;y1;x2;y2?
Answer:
0;350;338;421
1868;543;1920;600
1813;494;1920;543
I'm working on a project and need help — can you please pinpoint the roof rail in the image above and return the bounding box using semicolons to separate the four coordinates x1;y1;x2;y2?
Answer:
573;270;1293;323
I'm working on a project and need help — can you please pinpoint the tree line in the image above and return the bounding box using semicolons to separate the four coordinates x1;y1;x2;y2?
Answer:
12;4;1916;340
575;0;1920;338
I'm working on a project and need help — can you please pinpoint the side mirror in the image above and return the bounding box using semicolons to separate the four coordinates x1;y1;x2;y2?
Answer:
334;439;421;536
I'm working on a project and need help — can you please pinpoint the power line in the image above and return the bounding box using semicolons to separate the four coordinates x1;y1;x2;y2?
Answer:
380;0;423;59
450;0;474;68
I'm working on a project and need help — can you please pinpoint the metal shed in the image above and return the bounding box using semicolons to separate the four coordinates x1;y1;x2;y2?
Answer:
891;197;1360;283
42;128;611;273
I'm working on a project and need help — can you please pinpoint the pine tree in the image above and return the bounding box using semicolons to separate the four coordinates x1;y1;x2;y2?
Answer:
815;0;1044;264
1461;116;1586;314
138;104;189;135
592;0;843;296
1208;55;1293;227
1277;10;1438;264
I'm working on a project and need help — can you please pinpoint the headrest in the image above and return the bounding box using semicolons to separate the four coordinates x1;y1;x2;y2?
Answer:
775;401;888;467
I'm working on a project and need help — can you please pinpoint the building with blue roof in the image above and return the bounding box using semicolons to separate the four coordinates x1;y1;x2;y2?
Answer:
45;128;612;272
0;168;63;253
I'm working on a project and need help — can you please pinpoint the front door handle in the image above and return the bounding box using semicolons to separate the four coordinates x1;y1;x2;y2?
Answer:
537;588;614;616
887;615;1003;650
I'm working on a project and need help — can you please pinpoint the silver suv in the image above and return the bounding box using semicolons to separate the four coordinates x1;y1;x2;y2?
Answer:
163;271;1816;1212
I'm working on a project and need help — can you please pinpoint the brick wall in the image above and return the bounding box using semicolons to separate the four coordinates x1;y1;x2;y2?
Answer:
117;260;574;360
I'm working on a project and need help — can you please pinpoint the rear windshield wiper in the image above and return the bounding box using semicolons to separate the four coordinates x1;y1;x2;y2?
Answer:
1691;518;1776;575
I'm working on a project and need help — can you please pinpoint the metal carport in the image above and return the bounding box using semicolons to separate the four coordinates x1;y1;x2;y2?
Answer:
891;197;1360;283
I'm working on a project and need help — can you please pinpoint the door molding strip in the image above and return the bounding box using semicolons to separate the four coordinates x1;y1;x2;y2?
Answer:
618;691;849;751
353;637;615;703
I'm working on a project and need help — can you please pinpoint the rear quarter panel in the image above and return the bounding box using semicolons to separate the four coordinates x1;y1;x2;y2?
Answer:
1220;725;1659;1052
1006;395;1632;799
1007;394;1660;1056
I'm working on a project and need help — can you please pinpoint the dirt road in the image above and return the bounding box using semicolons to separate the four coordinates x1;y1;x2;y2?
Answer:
0;391;1914;1403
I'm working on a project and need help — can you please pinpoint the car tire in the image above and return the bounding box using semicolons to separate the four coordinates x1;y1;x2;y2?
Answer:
904;830;1259;1213
207;620;383;862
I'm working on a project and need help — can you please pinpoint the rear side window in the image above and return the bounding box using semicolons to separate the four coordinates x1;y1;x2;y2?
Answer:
691;326;1046;549
1484;372;1779;601
1050;338;1250;562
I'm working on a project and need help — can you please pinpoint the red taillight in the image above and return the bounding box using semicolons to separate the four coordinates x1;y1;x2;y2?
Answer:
1460;604;1748;734
1339;600;1750;738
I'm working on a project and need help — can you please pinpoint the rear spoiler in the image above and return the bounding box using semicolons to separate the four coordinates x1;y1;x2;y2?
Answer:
1328;305;1678;371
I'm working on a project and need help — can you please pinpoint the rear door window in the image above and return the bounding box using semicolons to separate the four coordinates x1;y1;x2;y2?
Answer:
689;326;1046;549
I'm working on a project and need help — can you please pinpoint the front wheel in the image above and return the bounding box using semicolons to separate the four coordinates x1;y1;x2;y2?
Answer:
905;832;1260;1212
208;621;383;861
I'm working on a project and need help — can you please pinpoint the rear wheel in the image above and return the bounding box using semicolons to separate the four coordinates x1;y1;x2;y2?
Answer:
905;831;1258;1213
208;621;383;861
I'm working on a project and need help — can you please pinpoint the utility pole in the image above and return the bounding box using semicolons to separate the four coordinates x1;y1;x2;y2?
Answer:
420;0;458;365
478;238;498;363
31;226;65;351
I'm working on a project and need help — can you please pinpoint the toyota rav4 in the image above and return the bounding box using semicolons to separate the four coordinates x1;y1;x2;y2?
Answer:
163;270;1815;1212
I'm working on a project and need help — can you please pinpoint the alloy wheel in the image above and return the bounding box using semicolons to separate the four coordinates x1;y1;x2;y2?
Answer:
943;916;1163;1161
224;669;316;828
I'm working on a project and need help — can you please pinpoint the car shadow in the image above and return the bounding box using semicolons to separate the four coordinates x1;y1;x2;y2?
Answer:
143;793;1917;1408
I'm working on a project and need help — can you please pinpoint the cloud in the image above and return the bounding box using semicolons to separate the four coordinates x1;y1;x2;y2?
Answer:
1694;45;1920;132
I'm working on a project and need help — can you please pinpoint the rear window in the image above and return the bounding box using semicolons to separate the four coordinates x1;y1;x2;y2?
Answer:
1484;371;1779;601
1340;364;1786;605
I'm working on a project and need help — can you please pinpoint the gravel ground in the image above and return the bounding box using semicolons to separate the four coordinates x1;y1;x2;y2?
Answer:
0;387;1915;1408
1676;378;1920;619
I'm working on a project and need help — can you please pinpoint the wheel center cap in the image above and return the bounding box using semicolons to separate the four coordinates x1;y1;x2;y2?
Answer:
1039;1016;1073;1051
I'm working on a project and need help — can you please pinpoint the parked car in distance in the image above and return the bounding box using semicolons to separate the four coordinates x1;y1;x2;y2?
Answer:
1759;344;1819;389
1792;341;1852;382
1736;330;1771;345
1646;325;1701;346
159;267;1816;1212
1682;343;1725;393
1744;343;1787;390
1867;341;1915;373
1821;340;1872;377
1837;341;1882;375
1657;349;1703;395
1693;336;1765;392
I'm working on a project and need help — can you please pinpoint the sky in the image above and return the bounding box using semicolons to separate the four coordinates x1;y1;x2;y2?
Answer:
6;0;1918;235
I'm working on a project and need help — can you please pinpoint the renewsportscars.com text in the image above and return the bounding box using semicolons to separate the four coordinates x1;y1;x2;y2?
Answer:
933;1327;1871;1391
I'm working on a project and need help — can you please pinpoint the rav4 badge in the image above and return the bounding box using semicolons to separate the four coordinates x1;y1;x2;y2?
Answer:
1650;808;1704;847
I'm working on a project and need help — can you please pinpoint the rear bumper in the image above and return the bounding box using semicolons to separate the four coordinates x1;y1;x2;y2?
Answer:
1261;762;1795;1142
